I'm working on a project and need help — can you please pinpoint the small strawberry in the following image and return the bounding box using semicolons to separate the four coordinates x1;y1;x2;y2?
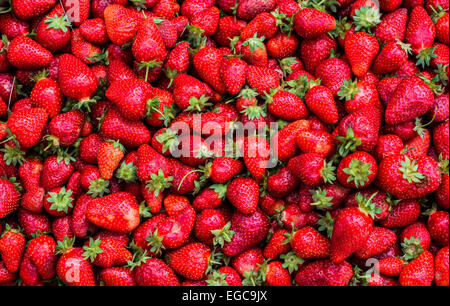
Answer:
7;108;48;149
98;140;125;180
295;259;353;286
82;237;132;268
287;153;336;186
285;226;330;259
304;85;339;124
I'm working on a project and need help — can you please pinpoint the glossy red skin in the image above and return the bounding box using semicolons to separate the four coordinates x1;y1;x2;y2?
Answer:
337;151;378;189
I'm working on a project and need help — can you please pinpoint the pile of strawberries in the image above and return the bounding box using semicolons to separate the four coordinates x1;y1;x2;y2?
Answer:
0;0;449;287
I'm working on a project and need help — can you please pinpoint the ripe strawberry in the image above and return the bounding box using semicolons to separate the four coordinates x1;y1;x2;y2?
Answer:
267;90;308;121
82;237;132;268
172;74;214;111
434;11;449;44
220;57;247;95
355;226;397;259
405;6;436;55
207;266;242;286
295;130;335;158
375;8;408;44
304;85;339;124
246;65;280;95
227;177;259;215
6;35;52;70
7;108;48;149
58;53;98;102
11;0;55;20
36;7;71;52
0;177;20;218
134;257;180;286
330;199;378;263
434;246;449;286
315;57;352;97
374;134;404;161
0;225;25;273
243;136;271;183
380;200;420;230
56;237;96;286
295;259;353;286
372;40;412;75
208;157;244;183
43;187;74;217
287;153;335;186
18;208;51;238
287;226;330;259
166;243;211;281
101;267;136;286
98;140;125;180
47;110;86;147
86;192;140;233
294;8;336;39
24;234;57;281
273;119;310;161
263;229;291;259
378;154;441;199
104;4;140;46
428;211;449;246
399;250;434;286
79;18;109;45
194;47;226;94
345;32;379;77
259;261;292;286
433;121;449;160
223;210;270;257
30;77;63;119
337;151;378;189
100;107;151;148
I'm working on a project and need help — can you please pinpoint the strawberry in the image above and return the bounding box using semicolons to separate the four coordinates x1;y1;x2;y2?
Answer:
227;177;259;215
260;261;292;286
220;57;247;95
6;35;52;70
315;57;352;97
399;250;434;286
167;158;201;195
71;29;105;65
372;40;412;75
104;4;140;46
377;154;441;199
30;76;63;119
434;246;449;286
400;222;431;256
294;8;336;39
18;208;51;238
7;108;48;149
267;32;299;59
378;257;405;277
231;248;264;283
263;229;291;259
82;237;132;268
300;35;337;74
0;178;20;218
86;192;140;233
194;47;227;94
428;211;449;246
0;13;29;40
47;110;86;147
336;151;378;189
209;157;244;183
295;259;353;286
267;89;308;121
243;136;271;182
100;107;151;148
240;12;277;40
43;187;74;216
295;130;335;158
375;8;408;44
380;199;421;228
267;167;298;198
374;134;404;161
172;74;214;111
98;140;125;180
11;0;56;21
286;226;330;259
287;153;336;186
433;121;449;159
166;243;211;280
355;226;397;259
304;86;338;124
273;119;310;161
52;215;74;242
405;6;436;55
434;11;449;44
194;208;229;245
24;234;57;281
345;32;379;77
101;267;136;286
164;42;190;86
223;210;270;257
330;197;379;263
56;236;96;286
246;65;280;95
237;0;277;20
152;0;180;19
58;53;98;102
36;7;71;52
79;18;109;45
214;16;247;46
0;225;25;273
134;257;180;286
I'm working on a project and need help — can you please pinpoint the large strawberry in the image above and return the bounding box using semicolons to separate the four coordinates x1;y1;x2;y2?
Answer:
399;250;435;286
227;177;259;215
7;108;48;149
165;243;211;280
294;8;336;39
104;4;141;46
344;32;379;77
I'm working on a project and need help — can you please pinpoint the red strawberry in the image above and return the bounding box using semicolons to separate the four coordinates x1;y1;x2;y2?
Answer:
236;0;276;20
24;234;57;281
287;226;330;259
336;151;378;189
428;211;449;246
47;110;86;147
166;243;211;281
220;57;247;95
18;209;51;238
399;250;434;286
30;77;63;119
0;178;20;218
267;89;308;121
295;260;353;286
172;74;214;111
134;258;180;286
243;136;271;182
7;108;48;149
315;57;352;97
98;140;125;180
378;257;405;277
375;8;408;44
101;267;136;286
223;210;270;257
6;35;52;70
209;157;244;183
82;237;132;268
405;6;436;55
345;32;379;77
0;225;25;273
295;130;335;158
207;266;242;286
434;246;449;286
380;199;421;228
287;153;336;186
355;226;397;259
305;86;339;125
11;0;56;20
79;18;109;45
86;192;140;233
36;6;71;52
273;119;310;161
372;40;411;75
227;177;259;215
194;47;226;94
246;65;280;95
263;229;291;259
104;4;140;46
294;8;336;39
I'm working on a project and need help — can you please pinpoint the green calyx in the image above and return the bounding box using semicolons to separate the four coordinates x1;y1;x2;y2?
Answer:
310;187;334;210
139;201;153;219
438;154;449;174
137;60;162;82
337;79;360;101
416;46;438;69
211;221;235;248
145;229;165;256
352;5;381;33
47;187;74;213
116;161;137;183
44;14;71;32
418;73;444;96
395;39;412;55
356;192;381;219
401;236;423;262
430;4;448;23
329;17;351;40
206;270;229;286
242;34;265;53
336;127;362;157
185;94;212;112
130;0;148;10
399;156;424;184
271;8;294;34
55;236;76;255
279;57;298;77
186;24;206;49
210;184;227;199
280;251;304;274
241;102;266;120
86;50;109;65
87;178;110;198
284;74;321;100
1;142;26;166
321;160;336;184
126;249;150;271
434;64;449;87
145;169;173;197
82;238;103;262
242;269;263;286
155;128;179;154
146;97;178;127
342;158;372;188
317;211;335;238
